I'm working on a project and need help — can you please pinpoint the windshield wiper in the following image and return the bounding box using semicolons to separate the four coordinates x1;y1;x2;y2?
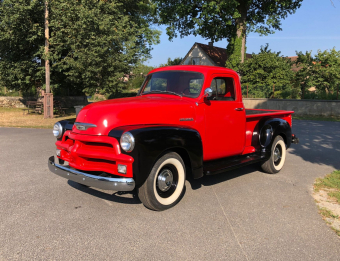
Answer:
141;90;182;97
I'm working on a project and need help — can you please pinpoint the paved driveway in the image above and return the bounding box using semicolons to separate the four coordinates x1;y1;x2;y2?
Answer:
0;120;339;260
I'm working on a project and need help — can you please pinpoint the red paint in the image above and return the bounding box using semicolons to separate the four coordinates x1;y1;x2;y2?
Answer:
56;65;295;174
56;131;134;177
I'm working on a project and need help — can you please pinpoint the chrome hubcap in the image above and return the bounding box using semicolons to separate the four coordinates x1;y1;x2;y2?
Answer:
157;169;173;192
274;147;281;162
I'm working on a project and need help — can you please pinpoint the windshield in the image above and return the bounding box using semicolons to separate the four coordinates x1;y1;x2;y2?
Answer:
139;71;204;98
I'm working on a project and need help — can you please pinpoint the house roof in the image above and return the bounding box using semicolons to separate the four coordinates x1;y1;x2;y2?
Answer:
287;56;300;72
181;42;252;67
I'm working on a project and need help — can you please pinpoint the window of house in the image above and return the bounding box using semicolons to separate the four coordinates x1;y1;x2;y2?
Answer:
191;57;200;65
209;77;235;100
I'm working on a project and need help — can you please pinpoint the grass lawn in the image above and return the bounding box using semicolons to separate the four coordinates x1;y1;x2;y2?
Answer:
313;170;340;237
294;115;340;122
0;107;76;129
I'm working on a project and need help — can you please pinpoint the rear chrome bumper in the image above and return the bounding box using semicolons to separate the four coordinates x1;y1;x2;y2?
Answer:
292;134;299;144
48;156;135;191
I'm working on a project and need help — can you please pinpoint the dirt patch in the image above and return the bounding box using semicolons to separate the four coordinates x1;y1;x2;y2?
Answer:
313;188;340;236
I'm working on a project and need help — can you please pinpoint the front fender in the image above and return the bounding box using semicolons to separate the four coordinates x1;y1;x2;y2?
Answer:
109;125;203;188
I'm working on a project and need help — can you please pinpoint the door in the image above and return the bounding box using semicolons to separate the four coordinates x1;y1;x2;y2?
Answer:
203;74;246;161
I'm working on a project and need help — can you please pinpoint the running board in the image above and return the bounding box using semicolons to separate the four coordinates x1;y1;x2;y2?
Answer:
203;153;265;175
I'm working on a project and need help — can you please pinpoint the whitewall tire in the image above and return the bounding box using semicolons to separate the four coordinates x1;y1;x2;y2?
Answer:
138;152;186;211
261;135;286;174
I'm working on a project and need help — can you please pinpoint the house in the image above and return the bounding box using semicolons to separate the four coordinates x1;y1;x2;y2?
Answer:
180;42;252;67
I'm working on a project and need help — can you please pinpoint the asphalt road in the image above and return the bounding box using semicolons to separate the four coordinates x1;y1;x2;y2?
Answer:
0;120;339;260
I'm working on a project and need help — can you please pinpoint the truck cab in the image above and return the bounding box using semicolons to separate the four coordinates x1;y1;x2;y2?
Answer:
48;65;299;211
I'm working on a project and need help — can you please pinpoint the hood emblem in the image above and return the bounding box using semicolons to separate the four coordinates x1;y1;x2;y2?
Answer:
180;118;194;122
74;122;97;131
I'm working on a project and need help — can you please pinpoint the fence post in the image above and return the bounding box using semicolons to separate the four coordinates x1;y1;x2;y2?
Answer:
337;84;339;100
273;84;275;98
247;84;248;98
44;93;53;119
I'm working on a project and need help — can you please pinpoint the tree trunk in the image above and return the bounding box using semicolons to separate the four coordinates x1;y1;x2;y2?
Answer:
45;1;50;94
225;6;247;71
236;9;247;63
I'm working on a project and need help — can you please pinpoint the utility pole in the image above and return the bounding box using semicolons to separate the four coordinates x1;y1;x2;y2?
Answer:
44;1;53;118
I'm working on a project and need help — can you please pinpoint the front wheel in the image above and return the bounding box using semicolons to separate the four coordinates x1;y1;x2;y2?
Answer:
261;135;286;174
138;152;186;211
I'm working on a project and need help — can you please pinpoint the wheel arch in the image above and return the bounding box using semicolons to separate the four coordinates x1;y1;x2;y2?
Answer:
108;125;204;188
260;118;292;158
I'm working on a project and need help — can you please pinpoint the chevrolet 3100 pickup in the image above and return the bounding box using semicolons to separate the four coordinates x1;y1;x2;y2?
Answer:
48;65;299;211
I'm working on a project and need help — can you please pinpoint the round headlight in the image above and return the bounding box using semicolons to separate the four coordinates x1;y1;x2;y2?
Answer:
120;132;135;152
53;122;63;139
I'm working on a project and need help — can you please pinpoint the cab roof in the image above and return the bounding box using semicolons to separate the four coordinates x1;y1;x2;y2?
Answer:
148;65;238;76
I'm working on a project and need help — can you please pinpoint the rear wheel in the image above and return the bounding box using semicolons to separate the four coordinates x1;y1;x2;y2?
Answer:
138;152;186;211
261;135;286;174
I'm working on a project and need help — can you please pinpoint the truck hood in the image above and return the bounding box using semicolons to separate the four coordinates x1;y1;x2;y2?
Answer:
72;96;196;136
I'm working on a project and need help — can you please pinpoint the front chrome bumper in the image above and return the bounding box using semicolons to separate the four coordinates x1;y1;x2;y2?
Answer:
48;156;135;191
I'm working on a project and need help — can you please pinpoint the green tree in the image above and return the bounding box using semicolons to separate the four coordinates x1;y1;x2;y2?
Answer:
0;0;44;92
154;0;302;71
294;49;340;99
48;0;160;96
313;48;340;93
125;63;155;91
0;0;160;96
241;44;294;98
294;51;315;98
159;57;183;67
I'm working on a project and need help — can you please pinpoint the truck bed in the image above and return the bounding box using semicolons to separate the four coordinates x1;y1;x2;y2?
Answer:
243;108;294;155
245;109;294;119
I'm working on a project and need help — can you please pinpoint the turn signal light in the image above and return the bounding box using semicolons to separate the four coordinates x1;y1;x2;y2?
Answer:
118;164;127;174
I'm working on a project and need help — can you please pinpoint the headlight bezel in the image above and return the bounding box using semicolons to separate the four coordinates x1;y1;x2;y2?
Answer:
53;122;63;139
120;132;135;152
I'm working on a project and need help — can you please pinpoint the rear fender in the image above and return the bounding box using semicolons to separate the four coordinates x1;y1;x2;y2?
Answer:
260;118;292;158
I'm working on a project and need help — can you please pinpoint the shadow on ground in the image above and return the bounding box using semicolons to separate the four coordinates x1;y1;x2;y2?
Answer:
68;180;141;205
187;164;260;190
289;120;340;170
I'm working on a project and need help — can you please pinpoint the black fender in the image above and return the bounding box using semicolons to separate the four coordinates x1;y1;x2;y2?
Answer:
259;118;292;159
108;125;204;188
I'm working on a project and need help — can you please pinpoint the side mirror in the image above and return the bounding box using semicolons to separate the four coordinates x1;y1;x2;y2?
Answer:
204;88;213;98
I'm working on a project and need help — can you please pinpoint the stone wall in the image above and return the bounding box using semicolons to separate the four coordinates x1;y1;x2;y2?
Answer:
0;96;88;108
243;98;340;116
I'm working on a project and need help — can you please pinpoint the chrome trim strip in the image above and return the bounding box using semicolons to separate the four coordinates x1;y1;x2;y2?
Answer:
48;156;135;191
74;122;97;131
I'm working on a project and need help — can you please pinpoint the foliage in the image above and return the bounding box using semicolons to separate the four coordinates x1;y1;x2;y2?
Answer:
0;0;44;91
225;35;243;72
125;63;154;90
48;0;160;96
0;0;160;96
240;44;295;96
153;0;303;71
313;48;340;93
294;48;340;98
294;51;315;98
158;57;183;67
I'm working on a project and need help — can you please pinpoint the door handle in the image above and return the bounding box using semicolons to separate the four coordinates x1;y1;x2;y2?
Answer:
235;108;244;111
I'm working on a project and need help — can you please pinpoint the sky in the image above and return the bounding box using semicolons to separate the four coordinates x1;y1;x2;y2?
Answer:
146;0;340;67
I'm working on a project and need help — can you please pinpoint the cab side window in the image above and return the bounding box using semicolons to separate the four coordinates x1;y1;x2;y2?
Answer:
209;77;235;101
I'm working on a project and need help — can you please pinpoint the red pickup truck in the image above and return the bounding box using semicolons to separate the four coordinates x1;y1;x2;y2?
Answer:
48;65;299;211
